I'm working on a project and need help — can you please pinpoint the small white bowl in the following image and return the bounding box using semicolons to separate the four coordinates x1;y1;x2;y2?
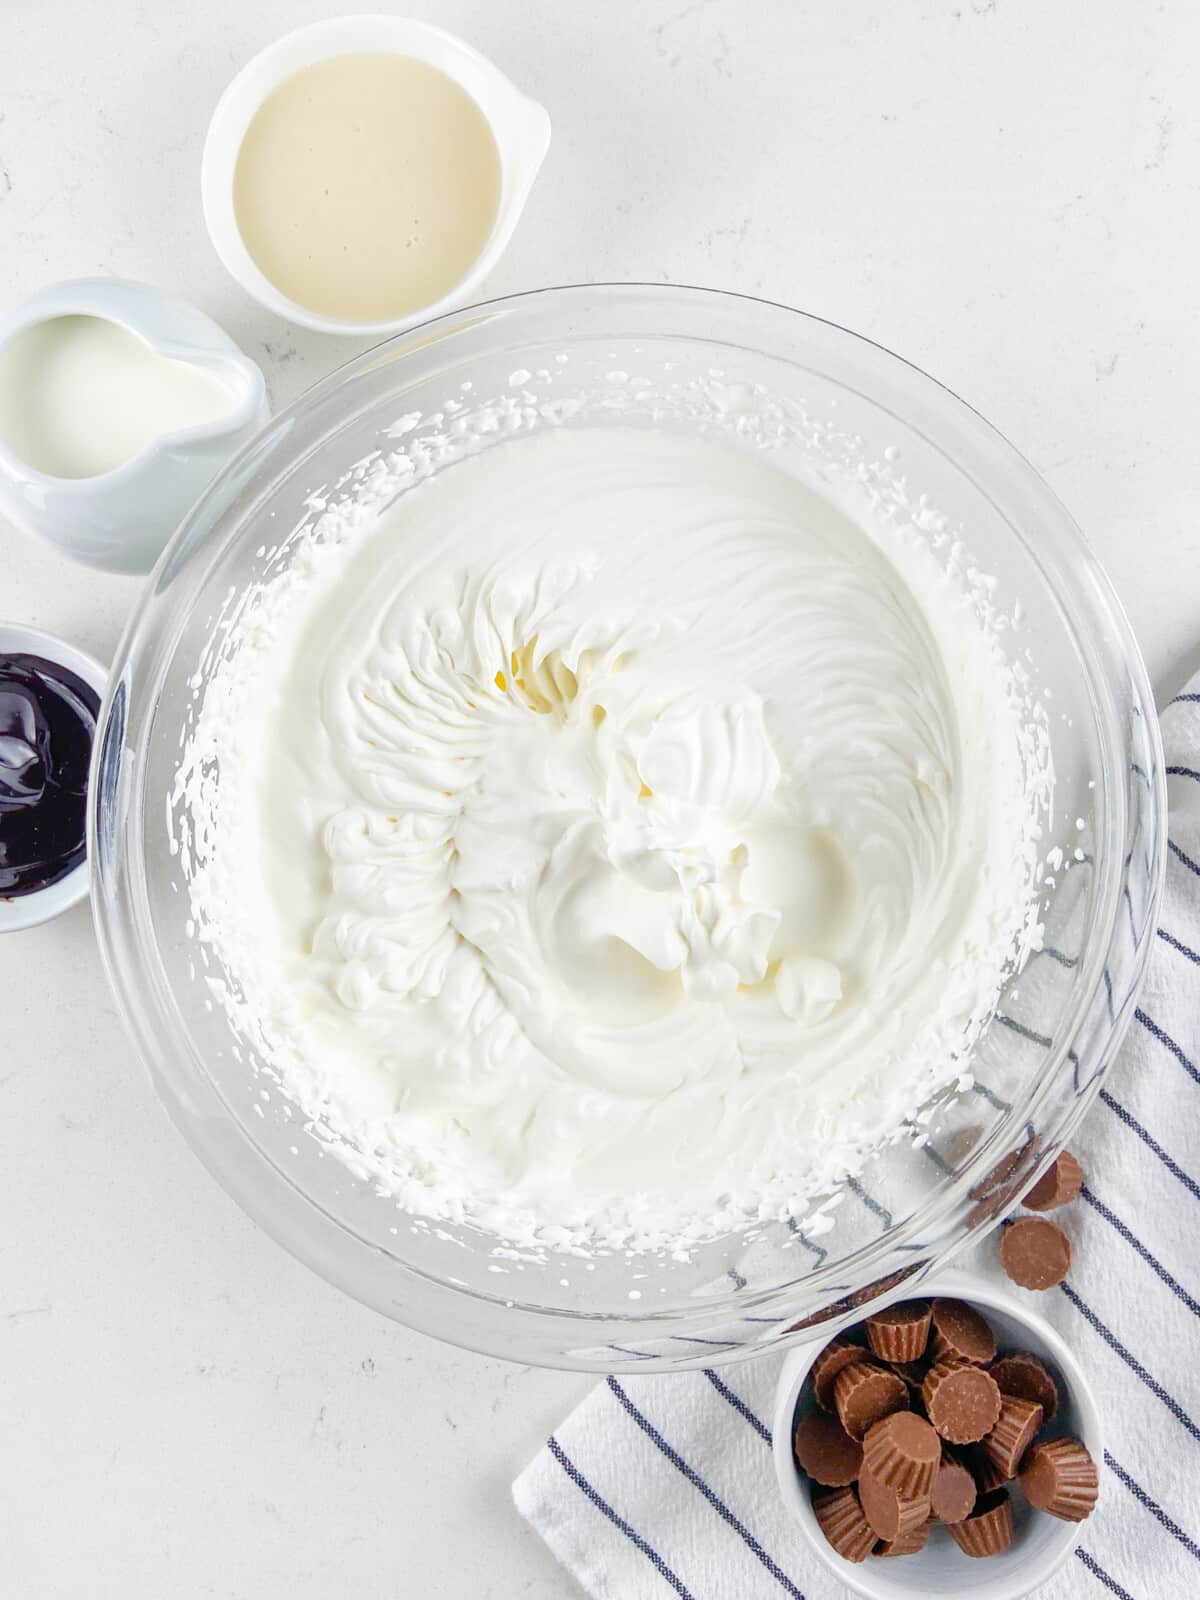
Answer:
772;1269;1103;1600
0;623;108;932
0;278;269;574
202;16;552;337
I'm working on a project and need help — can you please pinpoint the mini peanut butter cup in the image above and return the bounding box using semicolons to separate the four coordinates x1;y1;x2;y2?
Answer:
813;1485;876;1563
968;1149;1020;1202
929;1297;997;1365
848;1266;921;1308
943;1124;984;1171
862;1411;940;1499
865;1300;932;1363
948;1488;1014;1557
874;1520;931;1558
965;1443;1009;1494
1020;1437;1100;1521
834;1362;909;1442
787;1301;853;1337
1001;1217;1072;1290
989;1350;1059;1421
983;1394;1044;1480
930;1449;976;1524
966;1132;1042;1226
793;1408;863;1487
886;1358;929;1400
922;1360;1002;1445
811;1334;868;1412
1023;1150;1084;1212
858;1464;930;1543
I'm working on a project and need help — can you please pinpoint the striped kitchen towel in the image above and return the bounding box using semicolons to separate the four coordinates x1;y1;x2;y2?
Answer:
514;675;1200;1600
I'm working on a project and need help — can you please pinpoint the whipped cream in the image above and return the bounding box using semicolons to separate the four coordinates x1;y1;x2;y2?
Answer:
183;425;1048;1251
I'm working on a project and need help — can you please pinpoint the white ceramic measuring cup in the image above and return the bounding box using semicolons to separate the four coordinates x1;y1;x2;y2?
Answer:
201;15;552;337
0;278;269;575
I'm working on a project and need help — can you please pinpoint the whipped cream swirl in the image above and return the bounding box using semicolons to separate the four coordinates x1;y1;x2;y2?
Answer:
187;426;1044;1249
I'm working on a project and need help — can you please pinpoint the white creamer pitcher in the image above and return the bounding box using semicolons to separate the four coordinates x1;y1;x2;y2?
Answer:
0;277;268;573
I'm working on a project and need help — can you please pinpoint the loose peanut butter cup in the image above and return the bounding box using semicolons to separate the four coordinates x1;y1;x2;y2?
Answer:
1023;1150;1083;1212
1000;1217;1072;1290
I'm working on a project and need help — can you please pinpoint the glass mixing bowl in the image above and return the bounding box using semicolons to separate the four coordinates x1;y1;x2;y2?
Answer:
90;285;1165;1370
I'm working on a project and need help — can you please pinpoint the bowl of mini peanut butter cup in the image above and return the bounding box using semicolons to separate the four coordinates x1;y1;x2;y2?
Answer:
772;1269;1102;1599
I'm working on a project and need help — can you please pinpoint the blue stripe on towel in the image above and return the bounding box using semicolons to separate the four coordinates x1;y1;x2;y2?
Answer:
845;1175;893;1229
1042;944;1078;968
1135;1008;1200;1084
1080;1186;1200;1319
607;1379;808;1599
1076;1547;1138;1599
606;1343;657;1362
972;1077;1014;1110
786;1214;829;1266
922;1140;953;1174
1099;1089;1200;1203
996;1013;1053;1049
1158;926;1200;967
548;1436;698;1600
1105;1451;1200;1565
702;1370;772;1444
1169;838;1200;880
1060;1282;1200;1443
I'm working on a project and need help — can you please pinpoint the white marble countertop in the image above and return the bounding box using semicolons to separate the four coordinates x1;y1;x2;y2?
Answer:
2;1;1197;1594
